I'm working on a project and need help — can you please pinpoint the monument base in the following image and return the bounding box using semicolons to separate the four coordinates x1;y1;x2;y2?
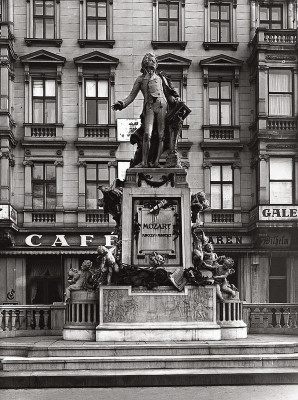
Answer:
96;285;222;342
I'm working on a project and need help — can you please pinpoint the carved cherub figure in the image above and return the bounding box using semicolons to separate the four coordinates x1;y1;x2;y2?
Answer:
191;191;210;223
96;245;119;285
65;260;94;302
149;251;165;268
213;258;237;302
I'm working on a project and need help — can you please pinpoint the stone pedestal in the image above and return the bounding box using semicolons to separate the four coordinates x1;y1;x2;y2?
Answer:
96;285;221;341
122;168;192;271
63;290;99;341
217;295;247;339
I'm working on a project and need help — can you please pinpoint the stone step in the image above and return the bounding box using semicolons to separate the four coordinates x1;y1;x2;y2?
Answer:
2;353;298;371
2;367;298;388
2;341;298;358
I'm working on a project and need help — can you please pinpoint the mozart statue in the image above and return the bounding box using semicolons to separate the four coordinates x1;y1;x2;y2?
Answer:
113;53;190;168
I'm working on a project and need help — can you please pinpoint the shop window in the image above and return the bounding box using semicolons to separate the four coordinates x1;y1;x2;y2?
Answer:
269;256;287;303
85;78;109;124
117;161;130;181
269;157;293;204
210;3;231;42
86;163;109;209
26;257;63;305
25;0;62;46
259;5;283;29
209;81;232;125
32;78;56;124
268;69;293;116
32;162;56;209
210;164;233;209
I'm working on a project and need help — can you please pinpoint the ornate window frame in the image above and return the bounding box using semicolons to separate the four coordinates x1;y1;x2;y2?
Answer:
74;51;119;140
25;0;62;47
78;0;115;48
20;50;66;140
200;54;243;142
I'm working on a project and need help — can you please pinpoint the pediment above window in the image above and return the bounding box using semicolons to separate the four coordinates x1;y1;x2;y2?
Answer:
20;50;66;65
157;53;192;68
73;51;119;67
200;54;243;69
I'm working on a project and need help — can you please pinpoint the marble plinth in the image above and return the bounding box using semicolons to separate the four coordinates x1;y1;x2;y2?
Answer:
96;285;221;341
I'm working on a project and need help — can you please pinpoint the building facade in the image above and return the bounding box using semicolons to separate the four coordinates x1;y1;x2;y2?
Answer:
0;0;297;306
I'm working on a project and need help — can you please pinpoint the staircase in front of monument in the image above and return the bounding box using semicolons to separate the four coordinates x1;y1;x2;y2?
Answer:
1;335;298;387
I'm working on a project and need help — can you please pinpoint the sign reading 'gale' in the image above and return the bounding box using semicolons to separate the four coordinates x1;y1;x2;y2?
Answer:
259;206;298;220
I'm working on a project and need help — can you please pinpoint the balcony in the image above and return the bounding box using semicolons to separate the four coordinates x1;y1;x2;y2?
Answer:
250;117;297;142
202;210;242;227
203;125;240;142
77;124;116;140
250;28;297;52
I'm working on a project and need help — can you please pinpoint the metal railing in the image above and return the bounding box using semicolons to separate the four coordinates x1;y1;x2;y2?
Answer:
243;303;298;334
0;304;65;337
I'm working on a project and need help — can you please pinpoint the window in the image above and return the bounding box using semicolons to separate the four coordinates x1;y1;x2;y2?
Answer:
209;81;232;125
85;79;109;124
86;163;109;209
86;0;107;40
152;0;186;49
259;5;283;29
33;0;55;39
32;163;56;209
210;165;233;209
269;157;293;204
269;257;287;303
32;78;56;124
158;1;179;41
268;70;292;116
210;3;231;43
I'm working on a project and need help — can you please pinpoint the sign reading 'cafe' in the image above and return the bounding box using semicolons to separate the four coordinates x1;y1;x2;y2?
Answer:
24;234;251;247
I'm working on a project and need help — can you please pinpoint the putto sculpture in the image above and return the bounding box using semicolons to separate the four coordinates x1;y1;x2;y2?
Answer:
112;53;190;168
65;260;94;301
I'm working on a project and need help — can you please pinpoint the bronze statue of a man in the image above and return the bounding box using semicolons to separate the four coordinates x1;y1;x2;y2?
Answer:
113;53;180;168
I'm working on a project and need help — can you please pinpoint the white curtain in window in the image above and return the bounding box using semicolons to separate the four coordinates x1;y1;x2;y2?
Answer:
269;70;292;116
269;94;292;116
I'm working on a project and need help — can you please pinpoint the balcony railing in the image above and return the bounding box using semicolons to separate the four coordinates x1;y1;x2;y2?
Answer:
84;126;109;138
243;303;298;335
0;304;65;338
85;212;109;223
252;28;297;47
31;125;56;138
267;118;297;131
32;212;56;223
212;212;235;223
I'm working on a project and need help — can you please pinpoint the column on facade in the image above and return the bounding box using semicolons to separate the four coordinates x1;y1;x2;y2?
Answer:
108;160;117;183
23;160;33;209
250;0;256;41
54;160;64;209
295;156;298;203
77;161;86;209
258;154;269;203
57;65;62;125
0;152;10;202
287;256;296;303
232;162;241;209
258;66;268;117
288;0;294;28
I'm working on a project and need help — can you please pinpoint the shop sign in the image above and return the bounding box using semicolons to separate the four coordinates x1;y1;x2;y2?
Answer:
24;234;118;248
117;118;141;141
259;206;298;221
207;235;251;245
258;233;291;248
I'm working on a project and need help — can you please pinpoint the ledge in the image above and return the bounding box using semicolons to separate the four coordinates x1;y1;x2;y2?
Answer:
203;42;239;51
78;39;115;48
24;38;63;47
151;41;187;50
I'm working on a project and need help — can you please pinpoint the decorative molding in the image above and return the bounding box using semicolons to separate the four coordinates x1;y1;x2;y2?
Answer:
54;160;64;167
110;72;115;86
258;154;270;161
23;160;34;167
265;55;296;61
108;161;117;167
232;161;242;169
25;149;31;156
56;149;62;156
77;161;87;167
267;144;297;149
203;161;212;169
79;150;85;156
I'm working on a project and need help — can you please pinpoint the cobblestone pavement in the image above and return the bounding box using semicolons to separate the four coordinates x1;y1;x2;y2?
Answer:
1;386;298;400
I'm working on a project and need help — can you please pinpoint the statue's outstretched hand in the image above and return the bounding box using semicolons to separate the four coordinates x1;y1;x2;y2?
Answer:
112;101;124;111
